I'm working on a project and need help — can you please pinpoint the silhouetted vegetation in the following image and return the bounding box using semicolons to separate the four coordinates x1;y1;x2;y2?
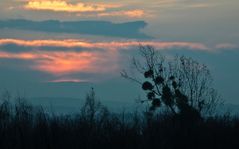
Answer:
122;45;222;118
0;89;238;149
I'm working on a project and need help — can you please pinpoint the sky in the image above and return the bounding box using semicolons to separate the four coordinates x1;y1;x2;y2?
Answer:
0;0;239;111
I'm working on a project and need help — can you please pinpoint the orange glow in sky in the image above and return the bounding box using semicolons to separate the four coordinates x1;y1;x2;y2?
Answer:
0;38;212;77
0;49;118;75
24;0;120;13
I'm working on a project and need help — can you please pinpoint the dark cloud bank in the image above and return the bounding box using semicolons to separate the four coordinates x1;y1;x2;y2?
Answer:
0;19;151;39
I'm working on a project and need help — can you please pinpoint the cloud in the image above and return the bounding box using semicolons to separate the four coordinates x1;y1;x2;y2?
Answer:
0;38;210;51
98;10;145;18
24;0;120;13
0;38;210;77
0;39;94;48
22;0;146;18
187;3;211;8
49;78;88;83
0;38;217;82
0;50;118;75
0;19;150;39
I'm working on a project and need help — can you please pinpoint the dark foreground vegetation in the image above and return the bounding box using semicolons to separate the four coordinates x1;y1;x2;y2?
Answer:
0;91;239;149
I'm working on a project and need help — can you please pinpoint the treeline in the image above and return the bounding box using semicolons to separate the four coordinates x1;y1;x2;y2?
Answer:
0;91;239;149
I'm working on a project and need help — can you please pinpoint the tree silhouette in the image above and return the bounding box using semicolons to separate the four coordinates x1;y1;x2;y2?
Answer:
121;45;221;118
80;88;108;125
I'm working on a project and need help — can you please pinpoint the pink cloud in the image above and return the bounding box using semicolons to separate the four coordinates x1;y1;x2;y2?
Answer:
0;50;118;75
48;78;89;83
0;38;211;80
0;38;209;51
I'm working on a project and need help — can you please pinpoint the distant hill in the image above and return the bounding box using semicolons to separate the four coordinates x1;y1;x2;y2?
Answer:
27;96;141;114
24;96;239;115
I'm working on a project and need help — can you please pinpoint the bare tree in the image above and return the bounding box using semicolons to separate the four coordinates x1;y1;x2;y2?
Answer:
121;45;221;118
170;55;221;115
80;88;109;125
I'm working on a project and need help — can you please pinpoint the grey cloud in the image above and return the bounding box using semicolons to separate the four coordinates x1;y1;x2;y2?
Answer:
0;19;151;39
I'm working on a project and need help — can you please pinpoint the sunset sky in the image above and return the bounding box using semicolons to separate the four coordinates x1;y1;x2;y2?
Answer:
0;0;239;110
